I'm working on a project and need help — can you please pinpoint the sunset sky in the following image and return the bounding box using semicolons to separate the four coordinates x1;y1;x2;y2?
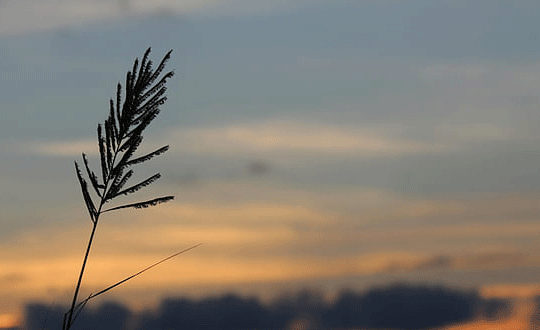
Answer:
2;0;540;328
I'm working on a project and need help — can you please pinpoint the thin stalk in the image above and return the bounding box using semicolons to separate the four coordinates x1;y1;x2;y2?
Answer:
65;152;116;329
64;218;99;329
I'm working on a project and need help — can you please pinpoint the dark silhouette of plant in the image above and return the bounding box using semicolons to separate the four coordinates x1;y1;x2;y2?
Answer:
63;48;199;330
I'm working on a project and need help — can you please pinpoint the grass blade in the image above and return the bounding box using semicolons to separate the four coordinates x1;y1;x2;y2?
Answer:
102;196;174;213
125;145;169;167
106;169;133;200
75;244;202;309
82;153;104;197
74;161;96;222
97;124;108;182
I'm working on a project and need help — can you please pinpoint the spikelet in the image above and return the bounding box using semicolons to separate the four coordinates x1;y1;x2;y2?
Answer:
74;47;175;219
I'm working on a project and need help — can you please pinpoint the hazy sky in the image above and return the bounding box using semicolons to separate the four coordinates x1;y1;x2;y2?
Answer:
2;0;540;328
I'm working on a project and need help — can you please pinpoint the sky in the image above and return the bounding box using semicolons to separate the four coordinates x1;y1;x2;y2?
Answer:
2;0;540;328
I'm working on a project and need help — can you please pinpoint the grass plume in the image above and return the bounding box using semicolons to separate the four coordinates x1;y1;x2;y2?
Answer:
63;48;196;330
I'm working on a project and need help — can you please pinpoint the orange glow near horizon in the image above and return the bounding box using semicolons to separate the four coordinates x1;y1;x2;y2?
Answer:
0;314;18;329
438;299;536;330
435;284;540;330
4;188;540;327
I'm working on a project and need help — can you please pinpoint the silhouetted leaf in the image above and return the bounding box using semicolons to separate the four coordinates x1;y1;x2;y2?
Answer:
146;50;173;86
139;71;174;106
104;119;113;168
115;83;122;129
126;108;160;139
82;153;103;197
74;161;96;222
118;124;143;151
114;173;161;197
106;169;133;201
125;145;169;166
102;196;174;213
97;124;108;182
116;135;143;168
120;71;134;135
137;71;174;108
134;48;151;88
133;90;166;119
108;101;118;149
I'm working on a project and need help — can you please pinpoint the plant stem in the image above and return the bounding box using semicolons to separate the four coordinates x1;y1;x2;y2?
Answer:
64;215;99;330
65;138;119;329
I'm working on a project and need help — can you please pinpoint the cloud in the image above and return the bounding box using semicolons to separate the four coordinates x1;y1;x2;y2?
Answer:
24;283;487;330
368;222;540;244
0;250;418;294
154;202;326;225
413;255;453;270
0;0;333;37
170;120;447;158
412;61;540;141
419;63;493;81
12;139;97;157
102;224;298;249
246;160;272;176
3;220;539;295
480;284;540;299
433;122;515;144
0;1;119;36
10;108;528;159
11;136;156;157
11;120;444;159
4;182;540;325
0;272;28;285
0;313;18;329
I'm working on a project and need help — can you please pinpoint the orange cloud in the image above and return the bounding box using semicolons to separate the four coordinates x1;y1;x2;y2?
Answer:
154;202;325;225
0;314;19;329
437;295;537;330
480;284;540;299
5;184;540;329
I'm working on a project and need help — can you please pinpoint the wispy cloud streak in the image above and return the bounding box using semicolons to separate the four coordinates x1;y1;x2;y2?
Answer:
0;0;331;36
170;120;450;157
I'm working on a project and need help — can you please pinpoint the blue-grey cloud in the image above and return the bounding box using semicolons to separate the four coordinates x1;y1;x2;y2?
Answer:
25;283;500;330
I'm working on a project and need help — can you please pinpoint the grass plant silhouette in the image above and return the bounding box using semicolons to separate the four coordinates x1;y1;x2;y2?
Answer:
63;48;199;330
